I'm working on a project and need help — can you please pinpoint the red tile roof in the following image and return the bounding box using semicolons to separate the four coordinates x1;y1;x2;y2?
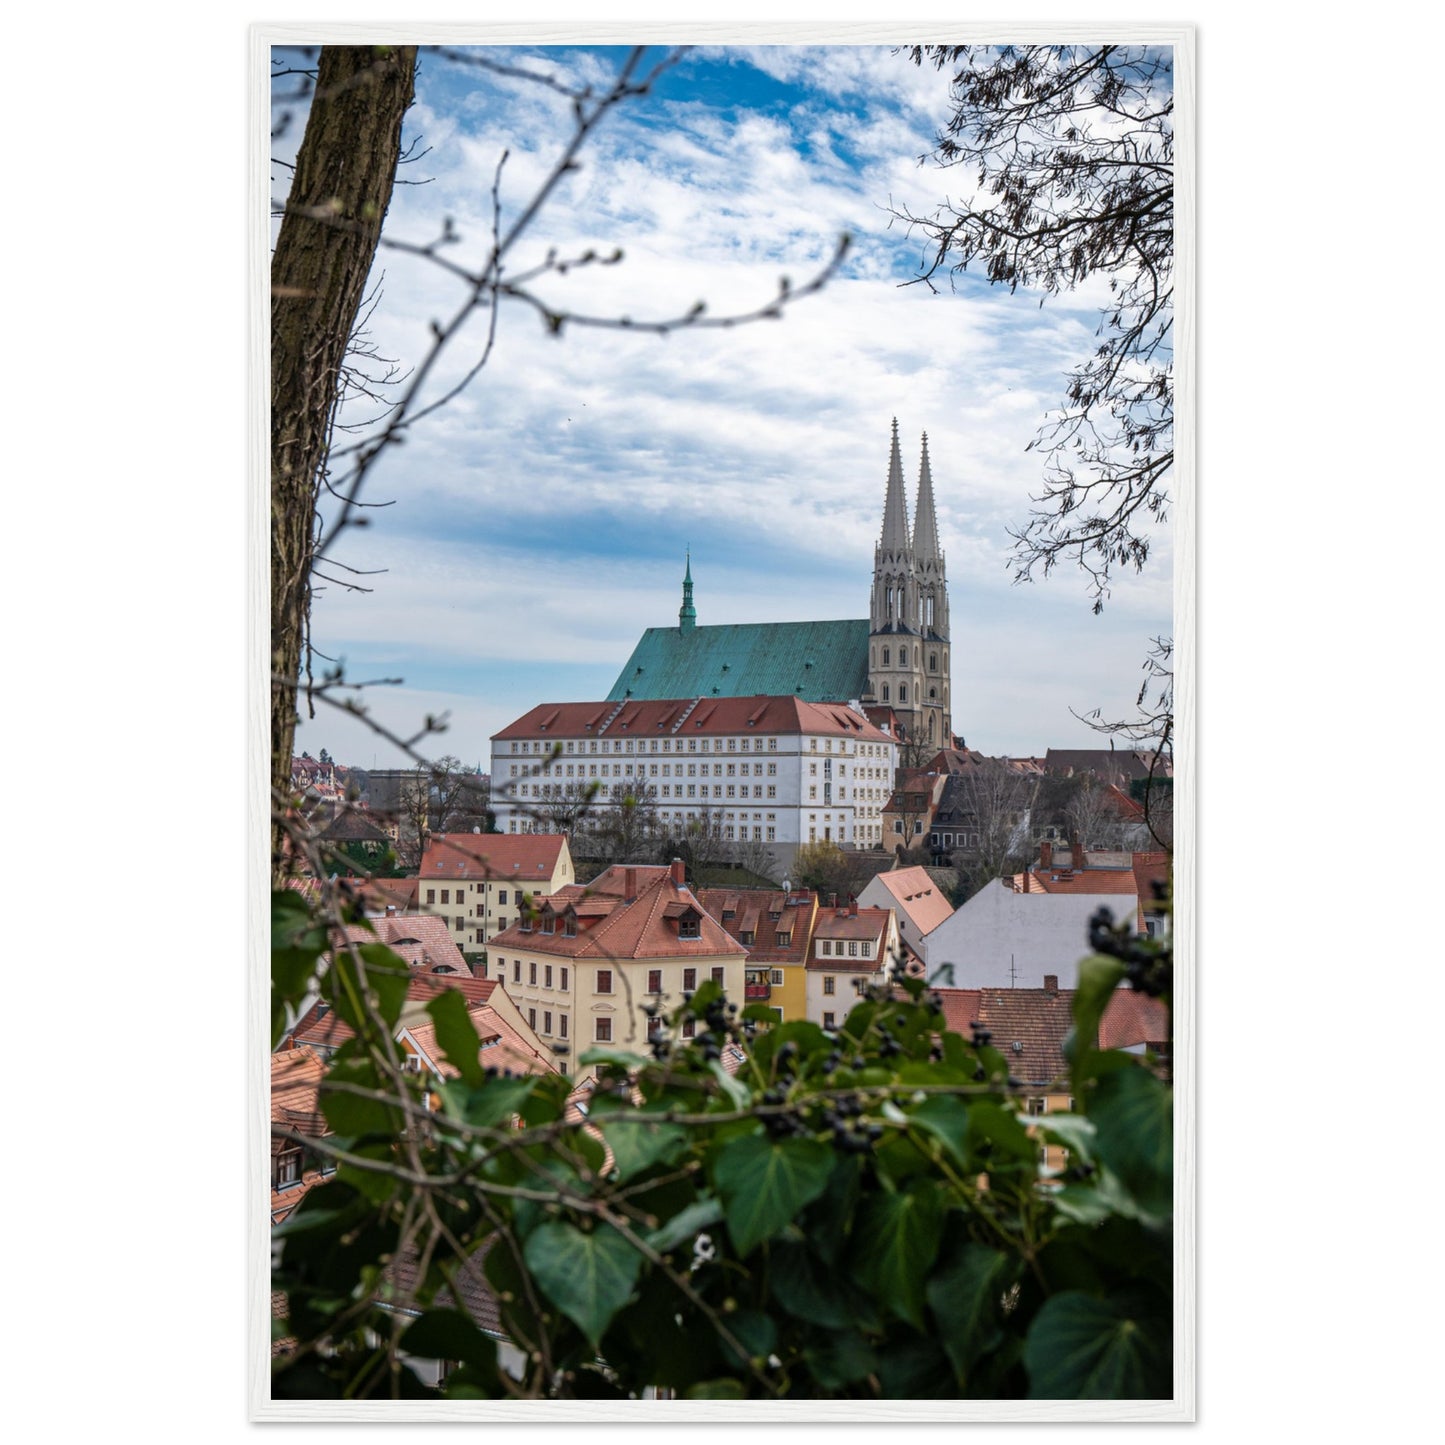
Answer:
932;985;1169;1082
271;1046;328;1146
335;914;469;974
493;695;894;744
696;887;818;963
1014;866;1140;895
807;905;893;968
1099;989;1171;1051
489;865;744;962
403;1002;560;1081
420;832;569;882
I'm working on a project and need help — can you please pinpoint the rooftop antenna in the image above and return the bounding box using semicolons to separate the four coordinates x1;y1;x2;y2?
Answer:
1009;952;1019;988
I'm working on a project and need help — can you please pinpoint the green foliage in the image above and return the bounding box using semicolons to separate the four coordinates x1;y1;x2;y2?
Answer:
272;888;1173;1401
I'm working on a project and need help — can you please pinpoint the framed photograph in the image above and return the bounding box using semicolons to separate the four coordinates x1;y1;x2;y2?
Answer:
256;21;1192;1422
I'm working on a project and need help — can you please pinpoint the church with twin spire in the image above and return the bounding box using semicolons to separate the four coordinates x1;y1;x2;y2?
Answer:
606;420;953;748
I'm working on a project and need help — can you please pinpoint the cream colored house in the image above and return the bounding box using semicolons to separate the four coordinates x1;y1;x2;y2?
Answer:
417;833;575;957
487;860;746;1075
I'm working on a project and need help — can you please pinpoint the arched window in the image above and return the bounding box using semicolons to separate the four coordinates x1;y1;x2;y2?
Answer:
926;594;934;626
929;652;937;672
881;684;890;702
882;646;890;666
898;684;907;703
929;687;937;700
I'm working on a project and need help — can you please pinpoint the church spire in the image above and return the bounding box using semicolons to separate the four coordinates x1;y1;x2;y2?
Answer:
912;431;941;565
678;549;696;632
879;417;911;554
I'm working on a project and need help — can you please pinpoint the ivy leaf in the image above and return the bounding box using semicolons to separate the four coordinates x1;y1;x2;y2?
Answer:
1087;1065;1172;1216
645;1197;723;1255
1024;1291;1171;1398
522;1221;643;1349
578;1046;651;1072
425;990;485;1088
908;1094;972;1168
399;1308;496;1375
712;1133;833;1255
598;1112;687;1183
804;1329;878;1390
853;1179;945;1329
1066;953;1126;1093
437;1075;538;1131
927;1242;1012;1380
686;1378;746;1399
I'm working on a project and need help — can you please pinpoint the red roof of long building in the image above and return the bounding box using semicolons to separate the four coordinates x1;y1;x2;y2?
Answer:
492;695;894;744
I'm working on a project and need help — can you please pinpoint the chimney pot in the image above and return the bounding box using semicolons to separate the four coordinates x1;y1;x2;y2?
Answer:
1044;974;1058;994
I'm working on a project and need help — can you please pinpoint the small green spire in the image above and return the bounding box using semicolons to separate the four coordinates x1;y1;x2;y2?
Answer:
679;548;696;632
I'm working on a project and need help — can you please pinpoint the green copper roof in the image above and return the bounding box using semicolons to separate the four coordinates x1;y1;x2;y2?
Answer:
607;619;871;704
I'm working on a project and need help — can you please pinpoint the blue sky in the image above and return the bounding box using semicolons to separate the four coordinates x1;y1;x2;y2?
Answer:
277;42;1173;771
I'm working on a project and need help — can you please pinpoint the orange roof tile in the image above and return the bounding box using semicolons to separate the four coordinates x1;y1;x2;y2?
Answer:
869;866;955;933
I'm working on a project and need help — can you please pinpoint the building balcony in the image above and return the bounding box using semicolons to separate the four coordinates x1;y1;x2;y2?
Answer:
744;982;772;1001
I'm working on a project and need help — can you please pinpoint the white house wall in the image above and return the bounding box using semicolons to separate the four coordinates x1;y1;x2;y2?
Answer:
920;881;1138;991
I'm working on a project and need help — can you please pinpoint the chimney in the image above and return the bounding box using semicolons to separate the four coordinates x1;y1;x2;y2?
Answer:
624;866;637;902
1039;840;1052;870
670;857;686;888
385;903;397;916
849;895;858;917
830;893;839;910
1044;974;1058;995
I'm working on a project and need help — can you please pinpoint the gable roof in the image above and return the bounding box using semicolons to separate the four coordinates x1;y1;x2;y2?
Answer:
420;833;569;882
866;866;954;934
605;619;870;705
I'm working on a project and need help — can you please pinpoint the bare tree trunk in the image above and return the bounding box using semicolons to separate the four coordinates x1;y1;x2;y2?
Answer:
270;45;416;879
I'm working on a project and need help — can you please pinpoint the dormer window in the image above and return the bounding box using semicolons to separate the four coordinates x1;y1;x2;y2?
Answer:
541;908;555;935
564;911;578;938
273;1150;303;1189
678;913;701;940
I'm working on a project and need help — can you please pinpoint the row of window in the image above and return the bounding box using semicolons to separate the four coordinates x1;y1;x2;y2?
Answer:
508;735;889;759
817;939;871;957
506;964;726;995
875;643;943;670
514;735;783;755
425;888;514;905
507;959;572;990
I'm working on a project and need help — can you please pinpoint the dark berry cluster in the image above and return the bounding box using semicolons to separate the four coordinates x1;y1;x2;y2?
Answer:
823;1092;882;1153
1087;906;1172;997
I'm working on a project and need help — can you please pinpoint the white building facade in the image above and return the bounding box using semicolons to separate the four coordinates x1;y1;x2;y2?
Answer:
490;695;898;865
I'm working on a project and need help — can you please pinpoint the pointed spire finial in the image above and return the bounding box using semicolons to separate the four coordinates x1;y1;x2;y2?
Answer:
913;431;941;565
879;420;911;554
679;549;696;632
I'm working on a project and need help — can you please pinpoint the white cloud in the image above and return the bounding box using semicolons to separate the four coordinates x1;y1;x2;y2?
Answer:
289;43;1174;770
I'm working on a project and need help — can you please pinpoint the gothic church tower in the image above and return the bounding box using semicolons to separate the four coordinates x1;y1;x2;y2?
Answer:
867;420;952;749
